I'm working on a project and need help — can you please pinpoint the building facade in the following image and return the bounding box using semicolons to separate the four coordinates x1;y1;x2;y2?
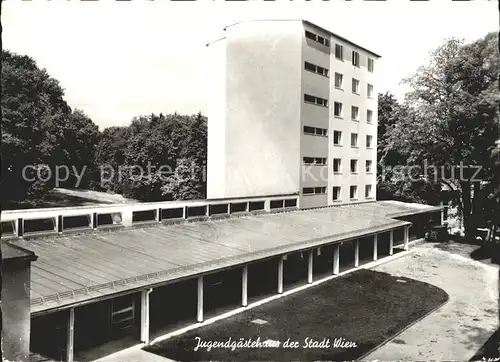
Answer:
1;243;37;362
206;20;380;209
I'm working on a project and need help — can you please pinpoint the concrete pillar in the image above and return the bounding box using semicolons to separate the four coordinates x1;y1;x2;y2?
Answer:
404;226;409;251
373;234;378;261
307;250;313;284
264;200;271;212
140;289;152;343
156;208;162;222
197;276;203;322
278;256;284;294
242;265;248;307
354;239;359;267
333;244;340;275
389;230;394;256
121;208;133;227
66;308;75;362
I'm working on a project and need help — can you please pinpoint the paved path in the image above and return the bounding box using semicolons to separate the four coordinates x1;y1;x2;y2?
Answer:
365;242;499;361
92;344;173;362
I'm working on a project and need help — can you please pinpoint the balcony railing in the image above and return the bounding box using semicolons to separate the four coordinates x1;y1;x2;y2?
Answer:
1;193;299;239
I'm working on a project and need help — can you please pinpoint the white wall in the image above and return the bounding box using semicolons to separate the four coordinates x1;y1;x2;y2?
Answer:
208;21;303;198
206;38;228;199
1;263;32;361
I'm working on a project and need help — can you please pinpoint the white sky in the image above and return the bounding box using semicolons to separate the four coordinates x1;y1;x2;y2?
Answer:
3;0;498;129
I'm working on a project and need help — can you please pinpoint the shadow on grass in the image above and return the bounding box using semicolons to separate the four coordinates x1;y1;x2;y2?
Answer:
144;269;448;362
470;327;500;361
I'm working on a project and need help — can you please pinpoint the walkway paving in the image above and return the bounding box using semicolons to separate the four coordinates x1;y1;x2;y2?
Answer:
92;344;172;362
365;242;499;361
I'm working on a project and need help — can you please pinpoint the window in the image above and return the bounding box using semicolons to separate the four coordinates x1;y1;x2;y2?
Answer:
303;187;314;195
366;160;373;173
304;94;328;107
367;109;373;123
305;31;317;41
333;158;342;173
305;30;329;47
350;185;358;200
303;157;327;165
350;159;358;173
334;73;343;89
303;126;327;136
316;65;329;77
333;130;342;145
351;133;358;147
317;35;330;47
365;184;373;198
368;58;374;72
352;51;360;67
367;84;374;98
352;79;360;94
334;102;343;117
332;186;341;201
351;106;359;121
366;135;373;148
303;126;315;134
303;187;327;195
304;61;316;72
305;62;329;77
315;186;327;194
335;44;343;60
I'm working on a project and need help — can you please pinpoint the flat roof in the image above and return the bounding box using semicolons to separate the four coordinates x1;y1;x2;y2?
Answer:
11;201;439;314
216;19;381;58
302;20;382;58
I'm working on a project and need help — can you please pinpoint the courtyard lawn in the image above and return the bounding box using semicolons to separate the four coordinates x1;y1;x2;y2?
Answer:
144;269;448;361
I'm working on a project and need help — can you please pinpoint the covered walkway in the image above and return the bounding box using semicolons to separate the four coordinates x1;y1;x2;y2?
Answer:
6;200;441;361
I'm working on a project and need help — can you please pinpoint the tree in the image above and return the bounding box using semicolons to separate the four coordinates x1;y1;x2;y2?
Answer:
386;33;499;239
376;92;442;205
161;158;205;201
1;50;70;206
95;112;208;202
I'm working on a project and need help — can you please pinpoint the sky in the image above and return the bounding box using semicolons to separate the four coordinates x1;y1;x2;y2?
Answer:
3;0;498;129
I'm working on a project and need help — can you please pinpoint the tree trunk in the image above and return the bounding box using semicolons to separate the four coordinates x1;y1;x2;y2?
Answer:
461;181;476;240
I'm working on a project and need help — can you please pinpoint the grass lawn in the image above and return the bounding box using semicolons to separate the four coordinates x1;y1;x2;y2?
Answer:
144;269;448;361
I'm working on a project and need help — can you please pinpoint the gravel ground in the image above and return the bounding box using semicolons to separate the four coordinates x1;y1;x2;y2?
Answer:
364;242;499;361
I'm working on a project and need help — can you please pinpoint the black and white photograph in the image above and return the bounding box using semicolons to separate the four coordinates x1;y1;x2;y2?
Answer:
1;0;499;361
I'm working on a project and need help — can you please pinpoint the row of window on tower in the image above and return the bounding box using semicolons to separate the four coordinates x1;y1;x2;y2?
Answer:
302;185;374;200
302;158;374;174
303;127;374;148
304;95;374;122
304;64;374;99
305;30;375;71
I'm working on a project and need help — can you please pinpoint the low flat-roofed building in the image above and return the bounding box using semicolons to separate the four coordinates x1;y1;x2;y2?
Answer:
2;197;441;361
1;242;37;361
